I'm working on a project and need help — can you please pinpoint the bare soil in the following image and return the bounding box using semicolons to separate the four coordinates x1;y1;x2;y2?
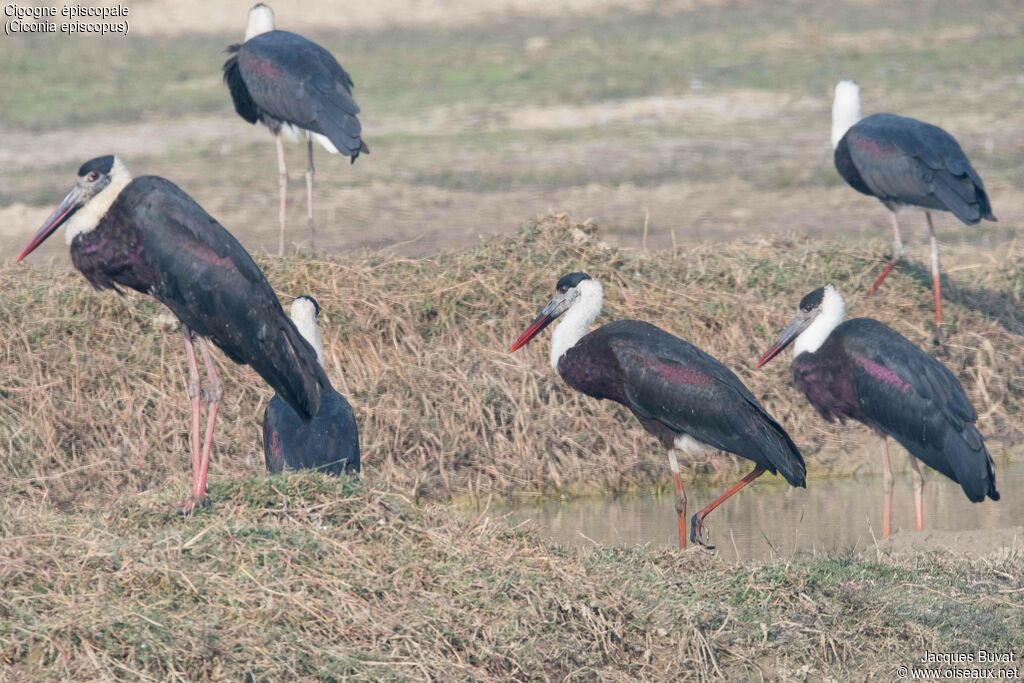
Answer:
127;0;725;35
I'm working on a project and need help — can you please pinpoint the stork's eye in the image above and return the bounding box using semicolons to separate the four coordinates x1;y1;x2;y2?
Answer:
86;171;99;182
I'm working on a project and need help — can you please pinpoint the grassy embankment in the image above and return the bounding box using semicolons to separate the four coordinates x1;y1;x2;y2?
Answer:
1;474;1021;680
2;214;1022;508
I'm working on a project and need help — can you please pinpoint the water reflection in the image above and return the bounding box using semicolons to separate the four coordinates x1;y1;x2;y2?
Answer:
494;461;1023;560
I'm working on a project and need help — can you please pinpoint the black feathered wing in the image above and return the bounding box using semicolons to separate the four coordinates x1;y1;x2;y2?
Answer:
223;45;259;124
263;391;360;475
839;319;998;502
844;113;995;223
608;332;806;487
263;397;287;474
127;176;328;420
234;31;368;159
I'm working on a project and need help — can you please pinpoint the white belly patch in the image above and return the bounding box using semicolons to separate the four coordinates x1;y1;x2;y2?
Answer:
673;434;716;458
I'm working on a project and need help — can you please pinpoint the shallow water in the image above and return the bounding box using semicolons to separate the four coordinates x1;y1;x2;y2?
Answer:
494;460;1024;560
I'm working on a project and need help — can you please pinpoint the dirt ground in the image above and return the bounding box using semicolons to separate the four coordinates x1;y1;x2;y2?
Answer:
4;92;1022;259
126;0;725;35
4;0;1022;258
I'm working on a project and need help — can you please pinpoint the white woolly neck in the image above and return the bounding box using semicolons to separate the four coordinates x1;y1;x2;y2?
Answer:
64;157;132;245
245;3;275;40
794;285;845;357
551;279;603;369
290;298;325;367
831;80;862;149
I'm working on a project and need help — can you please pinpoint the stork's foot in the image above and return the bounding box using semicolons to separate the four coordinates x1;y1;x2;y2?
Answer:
689;513;715;549
174;495;210;516
866;260;898;298
931;325;944;349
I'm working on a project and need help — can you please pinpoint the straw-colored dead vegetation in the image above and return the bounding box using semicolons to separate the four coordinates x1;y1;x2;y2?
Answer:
2;216;1023;680
1;474;1021;681
1;214;1022;510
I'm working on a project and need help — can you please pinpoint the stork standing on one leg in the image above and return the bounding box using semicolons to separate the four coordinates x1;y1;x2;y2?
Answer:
264;295;360;476
224;3;369;255
831;80;996;345
509;273;806;549
757;285;999;537
16;155;328;513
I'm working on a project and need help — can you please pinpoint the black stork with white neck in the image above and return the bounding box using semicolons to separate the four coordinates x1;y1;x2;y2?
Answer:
264;295;360;476
224;3;368;255
509;273;806;549
831;80;996;344
17;155;328;513
757;285;999;537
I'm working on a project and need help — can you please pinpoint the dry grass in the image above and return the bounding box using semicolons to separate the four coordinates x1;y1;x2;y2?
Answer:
1;474;1021;681
1;214;1023;509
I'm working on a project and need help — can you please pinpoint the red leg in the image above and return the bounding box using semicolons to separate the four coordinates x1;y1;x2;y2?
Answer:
690;465;765;548
867;212;905;297
867;261;898;297
926;211;943;345
668;451;687;550
881;438;894;539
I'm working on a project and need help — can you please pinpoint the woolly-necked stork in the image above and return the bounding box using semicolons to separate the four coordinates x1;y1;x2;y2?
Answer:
509;273;806;549
264;295;360;475
831;80;996;344
757;284;999;537
16;155;328;513
224;3;369;255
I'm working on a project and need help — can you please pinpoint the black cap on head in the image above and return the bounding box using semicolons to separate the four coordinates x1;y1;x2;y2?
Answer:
77;155;115;178
296;294;320;316
799;286;826;312
555;272;592;293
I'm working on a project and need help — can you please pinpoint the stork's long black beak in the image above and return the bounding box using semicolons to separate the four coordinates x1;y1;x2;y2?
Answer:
509;297;561;352
17;186;82;262
757;312;812;368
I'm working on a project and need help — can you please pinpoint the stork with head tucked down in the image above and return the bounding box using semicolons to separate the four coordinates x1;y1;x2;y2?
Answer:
758;285;999;537
16;155;328;513
831;80;996;345
509;273;806;549
264;295;360;476
224;3;369;255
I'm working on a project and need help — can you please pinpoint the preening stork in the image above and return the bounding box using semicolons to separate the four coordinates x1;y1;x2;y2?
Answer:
757;285;999;537
509;273;806;549
831;80;996;344
224;3;369;255
17;155;328;513
264;295;360;476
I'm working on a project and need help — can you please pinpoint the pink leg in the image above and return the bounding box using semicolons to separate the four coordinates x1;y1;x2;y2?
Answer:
909;455;925;532
306;136;317;252
181;326;202;496
668;451;687;550
276;133;288;257
881;438;894;539
926;211;943;346
194;338;223;503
